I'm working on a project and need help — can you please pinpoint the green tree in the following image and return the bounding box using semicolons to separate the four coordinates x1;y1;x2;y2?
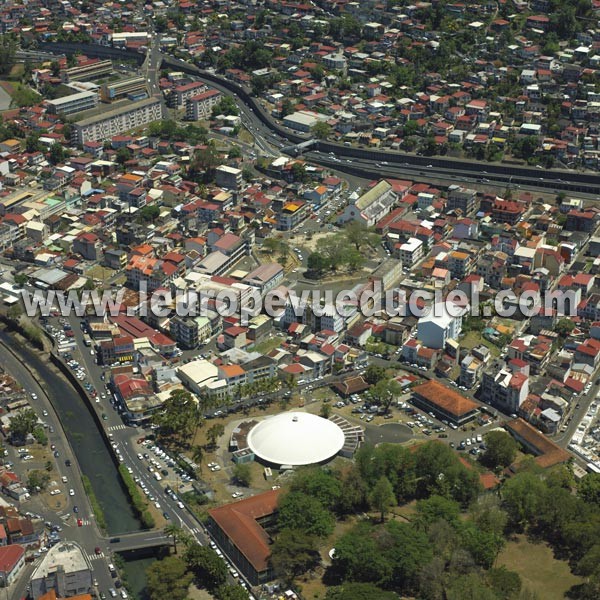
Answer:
152;389;199;446
364;364;386;385
9;408;38;442
139;205;161;222
146;556;193;600
416;494;461;527
116;147;132;165
556;317;576;337
27;470;50;492
319;402;332;419
332;522;392;583
482;431;518;469
184;544;227;588
344;221;379;252
228;145;242;159
270;528;320;582
14;273;28;286
278;491;335;537
307;251;330;276
164;524;187;555
370;475;395;522
446;572;498;600
337;465;369;514
206;423;225;448
578;473;600;506
232;463;252;487
48;142;67;165
311;121;331;140
501;471;546;531
486;566;522;599
290;467;342;509
215;584;250;600
25;133;42;153
325;583;397;600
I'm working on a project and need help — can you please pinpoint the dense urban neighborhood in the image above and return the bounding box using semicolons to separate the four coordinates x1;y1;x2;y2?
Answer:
0;0;600;599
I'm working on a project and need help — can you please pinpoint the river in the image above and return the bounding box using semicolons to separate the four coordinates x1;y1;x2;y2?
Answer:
1;332;141;535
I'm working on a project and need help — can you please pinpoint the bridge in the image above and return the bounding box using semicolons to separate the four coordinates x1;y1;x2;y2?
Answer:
281;138;317;156
104;531;171;552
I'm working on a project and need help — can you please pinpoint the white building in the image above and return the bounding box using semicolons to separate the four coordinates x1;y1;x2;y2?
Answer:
186;88;222;120
71;98;162;146
30;542;93;598
177;359;219;395
417;302;467;349
397;237;423;268
46;90;99;116
339;180;397;227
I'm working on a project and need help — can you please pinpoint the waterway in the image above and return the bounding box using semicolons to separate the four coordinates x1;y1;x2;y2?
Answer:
119;550;162;600
1;331;141;535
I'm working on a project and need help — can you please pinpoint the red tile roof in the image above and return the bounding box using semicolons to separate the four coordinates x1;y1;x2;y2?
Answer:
209;490;282;572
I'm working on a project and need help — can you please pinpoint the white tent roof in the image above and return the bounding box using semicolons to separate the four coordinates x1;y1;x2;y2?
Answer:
247;412;345;466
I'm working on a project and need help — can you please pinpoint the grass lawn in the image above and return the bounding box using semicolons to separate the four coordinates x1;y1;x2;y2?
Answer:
497;534;582;599
460;330;500;357
249;336;282;355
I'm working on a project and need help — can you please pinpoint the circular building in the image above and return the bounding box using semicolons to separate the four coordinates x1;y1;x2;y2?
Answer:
247;412;345;467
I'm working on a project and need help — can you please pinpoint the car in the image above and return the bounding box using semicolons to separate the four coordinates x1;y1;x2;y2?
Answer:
77;518;83;527
62;476;68;483
163;512;171;520
100;593;107;600
73;506;78;513
50;489;61;496
120;591;128;599
54;450;60;458
42;410;48;417
177;501;185;509
95;546;102;555
69;489;75;496
109;590;117;598
65;459;71;467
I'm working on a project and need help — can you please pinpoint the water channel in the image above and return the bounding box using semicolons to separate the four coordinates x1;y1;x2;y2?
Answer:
1;332;141;534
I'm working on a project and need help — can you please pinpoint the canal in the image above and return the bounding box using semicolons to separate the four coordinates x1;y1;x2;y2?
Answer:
2;332;141;535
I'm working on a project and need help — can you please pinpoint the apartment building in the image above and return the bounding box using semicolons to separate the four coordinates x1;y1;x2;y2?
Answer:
168;81;207;108
71;98;162;146
62;59;112;83
45;90;98;116
481;362;529;414
101;76;147;102
215;165;243;192
396;237;423;267
186;88;222;120
446;185;478;216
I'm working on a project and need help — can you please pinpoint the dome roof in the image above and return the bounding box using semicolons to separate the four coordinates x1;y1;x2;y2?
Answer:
247;412;345;466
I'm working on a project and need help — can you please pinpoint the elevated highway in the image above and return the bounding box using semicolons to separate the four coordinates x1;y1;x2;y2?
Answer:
37;42;600;196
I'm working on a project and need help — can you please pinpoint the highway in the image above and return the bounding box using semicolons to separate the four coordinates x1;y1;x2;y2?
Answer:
33;40;600;195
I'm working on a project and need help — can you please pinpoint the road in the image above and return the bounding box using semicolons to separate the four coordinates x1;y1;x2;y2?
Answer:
156;55;600;197
0;332;114;599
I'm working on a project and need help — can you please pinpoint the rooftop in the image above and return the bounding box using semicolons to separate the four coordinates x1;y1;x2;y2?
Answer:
412;380;479;417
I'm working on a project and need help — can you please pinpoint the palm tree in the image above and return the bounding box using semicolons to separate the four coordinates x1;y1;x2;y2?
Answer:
191;445;204;466
164;524;184;554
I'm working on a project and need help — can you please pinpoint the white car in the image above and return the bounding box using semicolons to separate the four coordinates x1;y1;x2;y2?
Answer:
69;489;75;496
62;476;68;483
50;489;61;496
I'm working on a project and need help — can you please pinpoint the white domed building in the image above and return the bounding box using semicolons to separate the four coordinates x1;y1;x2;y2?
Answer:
247;411;346;467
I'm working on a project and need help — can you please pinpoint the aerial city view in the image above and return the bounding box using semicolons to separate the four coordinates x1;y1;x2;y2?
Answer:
1;0;600;599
